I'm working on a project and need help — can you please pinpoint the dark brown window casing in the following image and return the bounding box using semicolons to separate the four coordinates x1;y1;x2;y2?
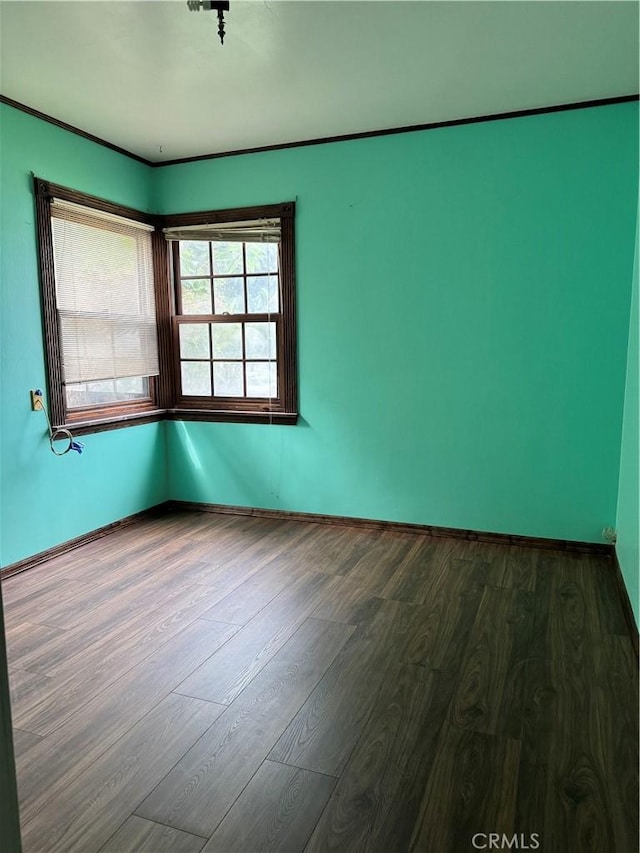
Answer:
34;177;164;433
165;202;297;423
34;177;297;432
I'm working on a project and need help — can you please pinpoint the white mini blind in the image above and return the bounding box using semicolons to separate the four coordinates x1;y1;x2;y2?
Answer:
163;218;280;243
51;200;159;385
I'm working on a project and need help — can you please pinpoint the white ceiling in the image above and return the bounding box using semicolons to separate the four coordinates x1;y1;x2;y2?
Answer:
0;0;638;163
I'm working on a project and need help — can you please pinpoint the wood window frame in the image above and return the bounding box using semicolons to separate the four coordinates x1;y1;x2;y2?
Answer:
34;177;169;435
34;180;298;433
162;201;298;425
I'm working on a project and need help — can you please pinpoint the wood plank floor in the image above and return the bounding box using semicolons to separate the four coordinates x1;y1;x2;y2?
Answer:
2;510;637;853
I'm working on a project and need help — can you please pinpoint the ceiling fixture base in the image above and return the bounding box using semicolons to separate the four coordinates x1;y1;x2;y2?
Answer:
187;1;230;46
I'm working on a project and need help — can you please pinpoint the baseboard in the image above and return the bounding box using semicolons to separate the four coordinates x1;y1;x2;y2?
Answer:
612;549;639;659
0;502;172;581
3;498;632;662
166;500;613;556
0;497;615;581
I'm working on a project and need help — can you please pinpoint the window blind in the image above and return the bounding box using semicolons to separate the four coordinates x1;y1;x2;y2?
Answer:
162;218;280;243
51;200;159;385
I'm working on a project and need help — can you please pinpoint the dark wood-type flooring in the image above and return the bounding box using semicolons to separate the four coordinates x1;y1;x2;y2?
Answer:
2;510;638;852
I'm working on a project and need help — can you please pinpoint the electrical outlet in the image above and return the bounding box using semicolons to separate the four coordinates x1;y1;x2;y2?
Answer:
30;389;43;411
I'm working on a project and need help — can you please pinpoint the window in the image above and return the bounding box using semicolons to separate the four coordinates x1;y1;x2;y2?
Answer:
34;179;161;430
35;180;297;432
163;202;297;424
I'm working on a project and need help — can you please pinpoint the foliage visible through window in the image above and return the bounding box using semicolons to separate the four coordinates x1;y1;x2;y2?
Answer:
176;239;279;400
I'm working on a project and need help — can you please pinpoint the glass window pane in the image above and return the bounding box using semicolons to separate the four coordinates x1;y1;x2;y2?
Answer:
179;324;210;359
247;275;279;313
181;279;212;315
246;242;278;274
181;361;211;396
245;322;276;359
213;242;243;275
65;376;149;409
211;323;242;358
179;241;210;276
213;362;244;397
246;362;278;398
213;277;245;314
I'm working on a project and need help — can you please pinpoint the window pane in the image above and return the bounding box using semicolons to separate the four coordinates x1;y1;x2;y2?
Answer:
213;242;243;275
179;324;210;359
65;376;149;409
246;362;278;398
213;277;245;314
245;322;276;359
181;361;211;396
246;243;278;274
180;241;210;276
214;362;244;397
211;323;242;358
181;279;212;315
247;276;279;313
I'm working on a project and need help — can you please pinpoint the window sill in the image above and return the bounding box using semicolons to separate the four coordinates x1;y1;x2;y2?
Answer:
59;410;166;436
165;409;299;426
58;408;299;435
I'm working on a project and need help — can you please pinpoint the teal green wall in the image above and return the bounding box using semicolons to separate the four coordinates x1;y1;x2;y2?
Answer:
0;105;167;567
616;224;639;623
0;101;637;568
157;103;638;542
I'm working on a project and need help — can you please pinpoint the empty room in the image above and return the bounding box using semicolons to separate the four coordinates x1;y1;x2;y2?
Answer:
0;1;638;852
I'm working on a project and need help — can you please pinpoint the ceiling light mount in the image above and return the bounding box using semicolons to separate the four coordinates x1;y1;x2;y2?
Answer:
187;1;230;46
